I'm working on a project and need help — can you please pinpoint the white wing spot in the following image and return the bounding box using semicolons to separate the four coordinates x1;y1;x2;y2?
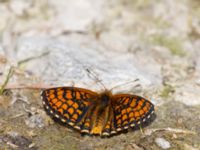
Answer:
45;105;49;110
130;124;135;127
81;129;89;133
68;122;74;126
55;114;59;118
111;131;116;134
102;132;109;136
61;119;66;122
124;126;128;129
74;126;81;130
116;128;121;131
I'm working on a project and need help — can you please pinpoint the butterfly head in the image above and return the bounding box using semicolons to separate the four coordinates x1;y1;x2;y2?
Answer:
98;90;113;106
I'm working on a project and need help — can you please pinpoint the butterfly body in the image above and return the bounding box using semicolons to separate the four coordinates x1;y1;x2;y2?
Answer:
41;87;154;136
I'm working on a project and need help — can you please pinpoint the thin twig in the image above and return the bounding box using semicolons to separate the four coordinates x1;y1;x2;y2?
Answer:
17;51;50;66
139;124;144;134
9;113;24;119
144;127;196;136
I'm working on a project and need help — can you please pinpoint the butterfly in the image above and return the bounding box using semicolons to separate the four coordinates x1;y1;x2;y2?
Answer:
41;86;154;136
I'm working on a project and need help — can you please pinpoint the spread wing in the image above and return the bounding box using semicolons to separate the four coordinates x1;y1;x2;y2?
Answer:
41;87;99;130
112;94;154;132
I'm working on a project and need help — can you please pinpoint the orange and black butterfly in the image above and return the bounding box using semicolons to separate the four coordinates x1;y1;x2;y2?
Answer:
41;86;155;137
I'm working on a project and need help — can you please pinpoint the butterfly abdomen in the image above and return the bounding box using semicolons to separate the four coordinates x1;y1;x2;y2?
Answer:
90;104;111;135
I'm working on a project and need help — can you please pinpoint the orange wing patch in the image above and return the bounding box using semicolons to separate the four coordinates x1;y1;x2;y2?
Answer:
113;94;154;130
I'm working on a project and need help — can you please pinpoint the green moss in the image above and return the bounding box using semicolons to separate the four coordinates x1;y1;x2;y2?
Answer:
160;85;174;98
151;35;186;57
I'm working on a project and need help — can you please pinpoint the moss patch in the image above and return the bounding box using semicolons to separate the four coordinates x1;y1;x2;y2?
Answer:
150;35;186;57
160;85;174;98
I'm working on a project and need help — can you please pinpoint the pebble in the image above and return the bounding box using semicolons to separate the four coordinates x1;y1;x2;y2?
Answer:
25;114;44;128
155;137;171;149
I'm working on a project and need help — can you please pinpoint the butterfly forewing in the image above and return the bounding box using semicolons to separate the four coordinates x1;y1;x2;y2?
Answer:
41;87;99;127
112;94;154;131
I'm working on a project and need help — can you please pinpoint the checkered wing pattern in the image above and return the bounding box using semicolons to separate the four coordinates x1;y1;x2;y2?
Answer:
112;94;154;131
41;87;98;128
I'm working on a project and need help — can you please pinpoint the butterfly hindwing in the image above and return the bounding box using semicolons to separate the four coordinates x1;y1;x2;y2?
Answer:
112;94;154;131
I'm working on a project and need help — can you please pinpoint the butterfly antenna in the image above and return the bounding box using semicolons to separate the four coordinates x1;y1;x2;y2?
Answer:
63;52;107;90
110;78;140;92
85;68;107;90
